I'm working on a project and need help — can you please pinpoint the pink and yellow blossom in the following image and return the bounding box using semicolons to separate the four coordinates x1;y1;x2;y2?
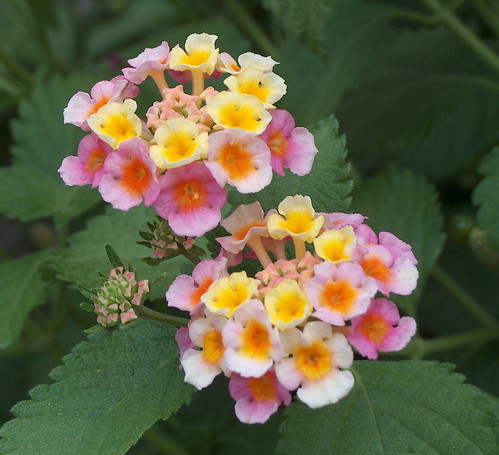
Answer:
347;298;417;360
314;225;357;263
154;161;227;237
222;299;282;377
229;370;291;424
275;321;354;408
206;129;272;193
98;138;160;210
166;256;228;313
201;271;259;318
58;133;112;188
258;109;318;177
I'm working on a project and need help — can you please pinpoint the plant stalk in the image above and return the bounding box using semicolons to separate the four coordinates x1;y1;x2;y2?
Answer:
136;305;188;327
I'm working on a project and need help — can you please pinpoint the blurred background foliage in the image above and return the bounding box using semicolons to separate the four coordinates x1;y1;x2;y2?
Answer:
0;0;498;453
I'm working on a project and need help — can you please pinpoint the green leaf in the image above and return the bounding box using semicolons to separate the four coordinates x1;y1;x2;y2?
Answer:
0;319;193;455
0;166;99;227
54;205;191;300
264;0;335;57
473;147;499;249
230;115;352;214
0;252;50;349
352;166;445;301
3;74;103;227
337;28;499;179
277;361;499;455
278;0;394;126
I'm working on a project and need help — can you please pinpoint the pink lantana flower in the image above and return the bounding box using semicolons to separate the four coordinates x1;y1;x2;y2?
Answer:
222;299;282;378
58;133;111;188
98;137;160;210
229;370;291;424
305;261;377;326
354;243;418;296
206;129;272;193
347;298;417;360
275;321;354;409
181;308;229;389
259;109;318;177
122;41;170;91
322;212;367;231
154;161;227;237
63;76;138;130
166;256;228;313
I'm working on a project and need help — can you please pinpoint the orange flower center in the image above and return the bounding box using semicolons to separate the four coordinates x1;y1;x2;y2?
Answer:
88;96;111;116
85;147;107;173
268;130;287;158
234;221;266;240
295;342;331;381
320;280;358;314
121;157;152;196
248;372;277;401
359;313;390;344
218;142;255;182
362;257;391;284
174;179;206;211
240;320;271;360
203;329;224;364
189;278;214;310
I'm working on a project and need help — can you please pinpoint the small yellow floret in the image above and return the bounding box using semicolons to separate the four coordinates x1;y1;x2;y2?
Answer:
169;33;219;75
206;92;271;135
87;99;142;149
150;118;208;170
224;68;286;107
267;195;324;242
314;226;357;263
201;271;259;317
264;279;311;330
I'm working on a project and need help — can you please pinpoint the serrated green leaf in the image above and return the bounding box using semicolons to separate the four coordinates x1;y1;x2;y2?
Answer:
0;166;99;226
105;244;124;269
338;28;499;178
0;252;50;349
0;319;193;455
230;116;352;214
277;361;499;455
352;166;445;302
54;205;191;300
473;147;499;249
264;0;335;57
3;74;103;226
278;0;394;126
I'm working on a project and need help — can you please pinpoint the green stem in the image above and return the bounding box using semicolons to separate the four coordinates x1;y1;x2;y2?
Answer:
390;9;438;26
420;0;499;75
142;426;190;455
182;248;202;265
223;0;279;57
136;305;188;327
431;265;498;329
471;0;499;37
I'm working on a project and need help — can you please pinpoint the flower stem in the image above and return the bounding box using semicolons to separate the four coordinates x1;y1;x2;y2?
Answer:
248;237;273;268
222;0;279;58
191;69;204;96
136;305;188;327
293;238;306;261
420;0;499;75
431;264;498;329
150;70;169;96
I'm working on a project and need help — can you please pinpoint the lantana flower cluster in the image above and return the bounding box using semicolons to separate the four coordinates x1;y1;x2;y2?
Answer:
59;33;318;237
167;195;418;424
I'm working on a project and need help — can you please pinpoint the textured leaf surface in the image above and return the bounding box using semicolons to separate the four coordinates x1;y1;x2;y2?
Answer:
230;116;352;214
264;0;335;56
352;166;445;299
3;74;101;226
0;319;193;455
278;0;394;126
338;28;499;178
0;252;50;348
277;361;499;455
473;147;499;249
54;205;191;299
